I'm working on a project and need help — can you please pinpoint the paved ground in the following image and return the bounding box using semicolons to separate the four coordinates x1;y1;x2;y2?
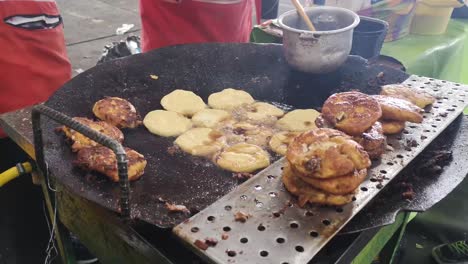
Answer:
56;0;294;75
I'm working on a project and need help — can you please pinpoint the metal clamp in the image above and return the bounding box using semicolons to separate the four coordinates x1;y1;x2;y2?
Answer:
31;104;131;221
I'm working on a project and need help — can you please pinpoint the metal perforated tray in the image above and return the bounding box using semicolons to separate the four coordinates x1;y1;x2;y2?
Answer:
173;75;468;264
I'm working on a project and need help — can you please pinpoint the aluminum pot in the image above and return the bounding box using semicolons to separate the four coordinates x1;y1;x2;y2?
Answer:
278;6;360;73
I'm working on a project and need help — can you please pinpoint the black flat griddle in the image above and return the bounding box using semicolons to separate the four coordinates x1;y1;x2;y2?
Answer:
43;43;418;228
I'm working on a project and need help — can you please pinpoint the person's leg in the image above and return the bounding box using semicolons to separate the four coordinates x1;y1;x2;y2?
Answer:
0;138;50;264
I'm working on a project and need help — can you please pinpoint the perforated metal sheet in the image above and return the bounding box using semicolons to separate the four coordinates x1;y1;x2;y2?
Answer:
173;75;468;264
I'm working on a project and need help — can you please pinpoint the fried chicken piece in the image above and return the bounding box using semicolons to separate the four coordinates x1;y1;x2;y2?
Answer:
61;117;124;152
381;120;406;135
286;128;371;179
93;97;142;128
282;164;355;206
353;122;386;159
381;84;436;108
373;95;423;123
74;147;147;182
322;92;382;136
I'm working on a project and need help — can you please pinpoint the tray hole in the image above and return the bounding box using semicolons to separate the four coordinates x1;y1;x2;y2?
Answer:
455;83;461;86
397;154;404;159
352;196;357;201
191;227;199;233
424;82;429;84
370;178;377;182
240;195;248;200
447;108;455;112
223;226;231;232
429;78;434;81
240;237;248;244
387;143;393;147
443;97;449;100
409;125;416;129
280;167;284;170
452;105;457;107
295;246;304;253
433;89;439;92
459;100;465;103
254;185;262;191
258;224;266;231
305;211;314;217
267;175;277;180
227;250;236;257
281;262;290;264
309;231;319;237
433;106;439;109
260;251;269;257
290;222;299;229
273;212;281;218
376;183;383;189
225;205;232;211
207;216;215;222
448;92;453;95
387;162;394;166
361;187;368;192
269;192;278;197
431;125;437;128
442;80;446;83
322;219;331;226
380;170;387;174
336;207;343;213
435;118;441;121
421;135;427;140
276;237;286;244
403;130;409;134
423;129;431;133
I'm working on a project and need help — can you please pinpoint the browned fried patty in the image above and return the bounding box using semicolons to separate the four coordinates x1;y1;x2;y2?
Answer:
93;97;142;128
286;128;371;179
282;164;355;206
74;146;147;182
373;95;423;123
380;84;435;108
381;120;406;135
322;92;382;136
61;117;124;152
353;122;386;159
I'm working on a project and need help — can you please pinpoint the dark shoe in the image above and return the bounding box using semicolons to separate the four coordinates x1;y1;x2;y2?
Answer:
432;240;468;264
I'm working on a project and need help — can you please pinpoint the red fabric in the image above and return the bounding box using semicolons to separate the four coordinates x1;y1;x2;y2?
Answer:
0;1;71;138
139;0;254;52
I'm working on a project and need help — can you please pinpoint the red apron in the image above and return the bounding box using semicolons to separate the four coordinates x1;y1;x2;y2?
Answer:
139;0;260;52
0;0;71;138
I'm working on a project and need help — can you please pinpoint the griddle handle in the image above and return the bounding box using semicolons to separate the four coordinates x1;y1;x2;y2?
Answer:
31;104;131;221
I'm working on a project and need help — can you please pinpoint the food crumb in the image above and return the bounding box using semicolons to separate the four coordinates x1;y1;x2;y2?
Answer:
165;202;190;214
150;74;159;80
194;240;209;250
232;172;254;181
205;237;218;247
221;233;229;240
234;211;251;223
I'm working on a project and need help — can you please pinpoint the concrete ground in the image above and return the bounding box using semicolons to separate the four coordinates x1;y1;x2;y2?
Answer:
56;0;294;75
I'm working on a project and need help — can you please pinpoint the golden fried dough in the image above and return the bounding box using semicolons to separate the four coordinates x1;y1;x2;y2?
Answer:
282;165;354;206
160;89;206;116
322;92;382;136
74;147;146;182
353;122;386;159
244;102;284;120
286;128;371;179
143;110;192;137
208;88;254;110
381;84;435;108
215;143;270;173
269;131;300;156
373;95;423;123
381;120;406;135
61;117;124;152
174;128;225;157
216;121;274;147
276;109;320;132
92;97;142;128
294;166;367;195
192;109;230;128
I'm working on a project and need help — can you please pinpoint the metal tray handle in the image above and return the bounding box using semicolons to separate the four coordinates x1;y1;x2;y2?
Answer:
31;104;131;221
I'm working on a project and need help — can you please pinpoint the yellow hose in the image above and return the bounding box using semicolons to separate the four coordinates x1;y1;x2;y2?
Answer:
0;162;33;187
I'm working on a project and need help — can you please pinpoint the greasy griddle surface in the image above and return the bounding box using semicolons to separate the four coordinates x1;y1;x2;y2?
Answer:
43;43;408;228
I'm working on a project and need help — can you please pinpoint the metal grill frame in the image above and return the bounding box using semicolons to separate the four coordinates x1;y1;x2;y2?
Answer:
173;75;468;264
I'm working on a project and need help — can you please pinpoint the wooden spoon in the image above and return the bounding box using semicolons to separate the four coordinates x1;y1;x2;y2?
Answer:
290;0;317;31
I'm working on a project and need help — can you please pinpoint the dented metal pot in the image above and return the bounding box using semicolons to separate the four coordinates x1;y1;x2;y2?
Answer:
278;6;360;73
